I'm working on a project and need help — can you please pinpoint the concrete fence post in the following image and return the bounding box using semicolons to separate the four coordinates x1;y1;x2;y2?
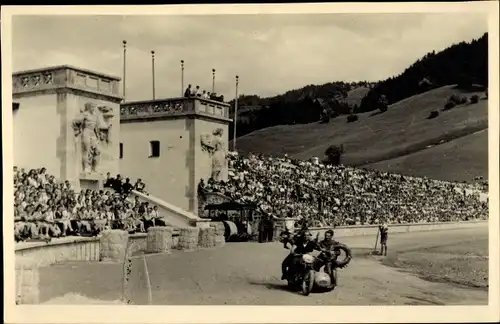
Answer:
16;256;40;304
198;227;216;249
177;227;199;251
100;230;129;262
146;226;173;254
209;222;226;247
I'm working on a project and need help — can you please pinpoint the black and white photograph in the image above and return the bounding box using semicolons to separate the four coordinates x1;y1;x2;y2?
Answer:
3;2;499;324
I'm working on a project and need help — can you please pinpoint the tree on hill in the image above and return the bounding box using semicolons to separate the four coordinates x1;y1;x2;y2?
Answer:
228;33;487;140
324;144;344;165
378;94;389;113
359;33;488;113
418;77;433;93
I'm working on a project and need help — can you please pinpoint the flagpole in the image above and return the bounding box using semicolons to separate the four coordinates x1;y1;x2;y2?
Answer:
151;50;156;100
233;75;239;152
122;40;127;101
181;60;185;97
212;68;216;93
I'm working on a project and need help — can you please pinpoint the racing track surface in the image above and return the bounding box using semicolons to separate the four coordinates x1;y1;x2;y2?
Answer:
38;225;488;305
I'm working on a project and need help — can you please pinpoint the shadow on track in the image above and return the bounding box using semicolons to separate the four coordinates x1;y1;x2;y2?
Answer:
248;280;331;295
247;280;294;293
403;295;445;305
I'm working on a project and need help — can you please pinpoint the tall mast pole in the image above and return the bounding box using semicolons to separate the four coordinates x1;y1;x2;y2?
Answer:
233;75;239;151
122;40;127;101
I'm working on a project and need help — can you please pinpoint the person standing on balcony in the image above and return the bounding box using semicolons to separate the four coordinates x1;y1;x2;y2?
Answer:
184;84;192;97
193;85;200;97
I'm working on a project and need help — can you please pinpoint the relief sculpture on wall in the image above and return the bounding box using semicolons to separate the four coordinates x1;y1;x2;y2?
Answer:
72;102;113;174
200;128;227;182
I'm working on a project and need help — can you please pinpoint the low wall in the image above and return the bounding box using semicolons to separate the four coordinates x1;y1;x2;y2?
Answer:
15;237;101;267
15;231;180;267
15;220;487;266
307;219;488;238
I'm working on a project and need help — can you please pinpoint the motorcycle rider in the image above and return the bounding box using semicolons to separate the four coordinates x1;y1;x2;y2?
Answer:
296;216;309;236
318;229;338;251
281;230;318;280
280;212;298;249
315;229;340;276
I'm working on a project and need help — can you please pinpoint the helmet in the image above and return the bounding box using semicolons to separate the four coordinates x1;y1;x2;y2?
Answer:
302;254;315;264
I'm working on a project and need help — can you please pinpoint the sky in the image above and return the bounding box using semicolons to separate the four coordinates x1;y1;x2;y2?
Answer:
12;13;488;101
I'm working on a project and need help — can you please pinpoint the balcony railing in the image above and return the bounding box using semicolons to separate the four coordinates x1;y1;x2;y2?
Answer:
12;65;121;98
120;97;230;121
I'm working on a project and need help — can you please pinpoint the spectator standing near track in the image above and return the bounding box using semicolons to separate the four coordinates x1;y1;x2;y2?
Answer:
266;215;275;242
379;220;389;256
258;215;267;243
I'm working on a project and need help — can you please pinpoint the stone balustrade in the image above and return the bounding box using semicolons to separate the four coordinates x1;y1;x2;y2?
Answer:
12;65;121;99
120;97;231;122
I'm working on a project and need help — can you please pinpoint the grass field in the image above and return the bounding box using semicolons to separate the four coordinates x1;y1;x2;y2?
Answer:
234;85;488;176
383;237;488;289
364;129;488;182
342;86;371;108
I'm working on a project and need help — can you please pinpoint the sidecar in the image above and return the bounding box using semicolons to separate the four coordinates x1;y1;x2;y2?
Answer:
314;269;338;291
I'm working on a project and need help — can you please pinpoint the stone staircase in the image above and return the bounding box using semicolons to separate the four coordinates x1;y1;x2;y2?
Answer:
127;190;202;228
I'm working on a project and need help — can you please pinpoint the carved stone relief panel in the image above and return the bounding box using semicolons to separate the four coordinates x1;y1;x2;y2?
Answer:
13;71;56;93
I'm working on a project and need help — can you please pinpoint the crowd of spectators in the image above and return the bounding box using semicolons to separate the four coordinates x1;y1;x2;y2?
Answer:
103;172;147;195
201;152;488;227
184;84;224;102
14;167;165;242
471;176;489;193
15;151;488;241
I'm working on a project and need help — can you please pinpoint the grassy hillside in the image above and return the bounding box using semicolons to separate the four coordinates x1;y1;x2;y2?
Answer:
341;86;370;108
228;33;487;141
364;129;488;182
233;85;488;173
359;33;487;113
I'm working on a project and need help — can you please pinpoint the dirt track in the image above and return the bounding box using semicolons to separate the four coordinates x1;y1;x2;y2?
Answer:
38;225;488;305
